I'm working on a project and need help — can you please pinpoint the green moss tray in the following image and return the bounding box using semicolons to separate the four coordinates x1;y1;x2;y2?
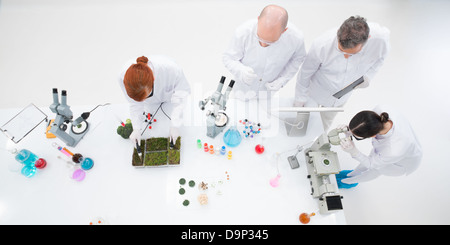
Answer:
132;137;181;168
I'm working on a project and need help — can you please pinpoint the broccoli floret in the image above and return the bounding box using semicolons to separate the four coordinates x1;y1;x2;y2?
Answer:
117;119;133;139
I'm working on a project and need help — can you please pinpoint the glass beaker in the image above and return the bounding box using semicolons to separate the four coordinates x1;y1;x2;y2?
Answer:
223;126;242;147
21;165;37;178
15;149;39;166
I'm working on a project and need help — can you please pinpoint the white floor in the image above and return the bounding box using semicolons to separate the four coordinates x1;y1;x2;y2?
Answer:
1;0;449;225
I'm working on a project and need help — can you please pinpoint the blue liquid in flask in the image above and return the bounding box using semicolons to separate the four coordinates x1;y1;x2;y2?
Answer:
15;149;39;166
223;126;242;147
21;165;37;178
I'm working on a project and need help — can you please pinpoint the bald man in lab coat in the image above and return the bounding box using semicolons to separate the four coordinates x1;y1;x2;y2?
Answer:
223;5;306;101
294;16;390;131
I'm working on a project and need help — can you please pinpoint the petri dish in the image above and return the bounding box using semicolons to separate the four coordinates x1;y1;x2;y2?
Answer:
72;169;86;181
81;157;94;170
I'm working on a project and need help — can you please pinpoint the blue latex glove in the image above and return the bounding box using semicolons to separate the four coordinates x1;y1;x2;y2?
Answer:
336;170;358;189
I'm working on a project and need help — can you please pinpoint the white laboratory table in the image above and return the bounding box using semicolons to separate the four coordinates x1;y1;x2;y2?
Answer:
0;97;346;225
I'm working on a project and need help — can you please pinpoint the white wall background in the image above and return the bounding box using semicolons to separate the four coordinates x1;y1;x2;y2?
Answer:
0;0;449;224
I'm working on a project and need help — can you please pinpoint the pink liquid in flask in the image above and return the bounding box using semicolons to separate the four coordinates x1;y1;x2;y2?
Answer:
269;174;281;187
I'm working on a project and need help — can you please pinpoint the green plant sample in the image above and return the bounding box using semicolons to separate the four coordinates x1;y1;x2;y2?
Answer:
179;188;185;195
171;136;181;150
139;139;145;152
168;149;180;165
146;137;168;151
179;178;186;185
132;148;143;166
131;137;181;167
132;139;145;166
183;200;190;206
144;151;168;166
117;119;133;139
189;180;195;187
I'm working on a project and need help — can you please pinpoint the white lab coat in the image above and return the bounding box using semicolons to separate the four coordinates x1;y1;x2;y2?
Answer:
118;55;191;131
342;105;423;184
295;22;390;107
223;19;306;99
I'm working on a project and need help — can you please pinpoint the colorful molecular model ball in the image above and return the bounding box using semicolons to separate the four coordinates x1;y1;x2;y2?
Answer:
255;144;265;154
239;119;261;138
143;112;157;129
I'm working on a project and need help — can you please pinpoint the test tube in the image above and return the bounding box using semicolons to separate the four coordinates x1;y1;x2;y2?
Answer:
227;151;232;160
63;147;74;156
209;145;214;154
52;142;72;158
197;139;202;149
113;114;125;127
204;143;209;152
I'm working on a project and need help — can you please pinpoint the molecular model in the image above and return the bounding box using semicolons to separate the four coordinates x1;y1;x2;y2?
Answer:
143;112;157;130
238;119;262;139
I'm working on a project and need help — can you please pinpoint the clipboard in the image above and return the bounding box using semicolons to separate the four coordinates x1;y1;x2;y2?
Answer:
332;76;364;99
0;103;48;143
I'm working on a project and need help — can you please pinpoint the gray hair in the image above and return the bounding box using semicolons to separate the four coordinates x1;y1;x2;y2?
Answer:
337;16;370;49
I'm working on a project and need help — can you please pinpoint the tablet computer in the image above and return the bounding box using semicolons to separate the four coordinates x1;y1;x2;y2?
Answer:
333;76;364;99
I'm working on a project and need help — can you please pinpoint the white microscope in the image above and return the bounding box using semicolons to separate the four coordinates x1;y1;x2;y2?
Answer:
304;127;348;214
49;88;90;147
199;76;235;138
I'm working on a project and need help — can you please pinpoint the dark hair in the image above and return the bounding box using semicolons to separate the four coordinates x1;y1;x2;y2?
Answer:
337;16;370;49
349;110;390;138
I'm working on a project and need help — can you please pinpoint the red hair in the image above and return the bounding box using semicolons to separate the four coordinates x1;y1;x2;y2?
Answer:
124;56;154;101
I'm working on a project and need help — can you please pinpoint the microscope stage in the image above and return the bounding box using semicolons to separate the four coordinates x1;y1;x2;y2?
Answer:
71;121;89;135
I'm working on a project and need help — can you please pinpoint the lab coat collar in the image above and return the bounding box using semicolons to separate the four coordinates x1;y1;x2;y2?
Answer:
333;37;366;57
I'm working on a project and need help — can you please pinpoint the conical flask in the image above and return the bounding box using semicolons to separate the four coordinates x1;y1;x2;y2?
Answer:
223;126;242;147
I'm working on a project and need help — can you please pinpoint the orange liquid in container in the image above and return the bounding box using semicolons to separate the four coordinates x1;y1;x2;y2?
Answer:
299;212;315;224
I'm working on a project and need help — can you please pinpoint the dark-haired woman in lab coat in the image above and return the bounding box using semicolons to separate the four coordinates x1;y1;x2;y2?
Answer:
338;105;422;186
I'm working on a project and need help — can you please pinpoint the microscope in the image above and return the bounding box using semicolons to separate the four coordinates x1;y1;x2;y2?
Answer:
304;127;347;214
49;88;89;147
199;76;235;138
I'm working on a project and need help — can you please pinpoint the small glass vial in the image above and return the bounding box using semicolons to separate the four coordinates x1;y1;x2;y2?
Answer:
220;146;226;155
